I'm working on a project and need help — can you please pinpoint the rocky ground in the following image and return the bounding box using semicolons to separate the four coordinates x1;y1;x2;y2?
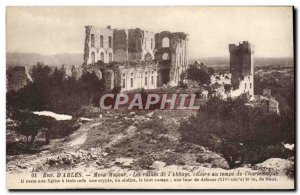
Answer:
6;109;294;181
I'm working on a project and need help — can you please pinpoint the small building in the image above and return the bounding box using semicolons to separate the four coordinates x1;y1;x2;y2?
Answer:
252;95;280;115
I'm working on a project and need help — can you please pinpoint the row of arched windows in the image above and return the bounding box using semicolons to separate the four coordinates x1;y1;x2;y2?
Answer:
90;52;112;64
122;71;156;89
92;34;183;50
90;34;112;48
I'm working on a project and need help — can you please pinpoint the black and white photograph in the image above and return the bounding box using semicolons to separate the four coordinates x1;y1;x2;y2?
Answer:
5;6;295;190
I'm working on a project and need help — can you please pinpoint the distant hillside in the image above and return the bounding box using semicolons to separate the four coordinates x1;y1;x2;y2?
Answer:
192;57;294;67
6;53;83;67
7;53;294;68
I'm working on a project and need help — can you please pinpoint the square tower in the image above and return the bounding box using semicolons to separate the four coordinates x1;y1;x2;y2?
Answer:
229;41;254;77
229;41;255;98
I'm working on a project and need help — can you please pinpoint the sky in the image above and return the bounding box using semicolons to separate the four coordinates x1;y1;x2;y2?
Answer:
6;6;294;58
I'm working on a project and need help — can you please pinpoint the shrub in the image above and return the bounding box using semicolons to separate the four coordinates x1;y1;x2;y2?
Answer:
7;64;105;115
179;96;294;169
139;118;167;135
185;65;211;85
135;155;155;169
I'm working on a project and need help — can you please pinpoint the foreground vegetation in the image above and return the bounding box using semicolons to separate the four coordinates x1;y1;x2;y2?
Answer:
6;64;105;149
179;96;294;169
6;63;295;174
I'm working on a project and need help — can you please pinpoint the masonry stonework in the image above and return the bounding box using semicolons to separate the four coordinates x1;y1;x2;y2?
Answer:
154;31;188;87
83;25;188;91
229;41;254;98
83;26;114;65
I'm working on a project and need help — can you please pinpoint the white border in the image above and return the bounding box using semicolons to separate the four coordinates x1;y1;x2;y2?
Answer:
1;0;298;194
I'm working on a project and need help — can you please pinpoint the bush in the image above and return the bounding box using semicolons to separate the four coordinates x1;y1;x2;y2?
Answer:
135;155;155;169
139;118;167;135
179;96;294;169
7;64;105;148
13;111;41;147
185;65;210;85
7;64;105;115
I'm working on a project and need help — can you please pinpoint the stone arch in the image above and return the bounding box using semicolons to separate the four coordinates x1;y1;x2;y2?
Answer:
91;52;95;64
100;52;104;62
109;53;113;63
91;34;95;47
162;37;170;48
105;70;114;90
109;36;112;48
129;71;135;88
162;53;169;60
100;35;104;47
179;55;182;65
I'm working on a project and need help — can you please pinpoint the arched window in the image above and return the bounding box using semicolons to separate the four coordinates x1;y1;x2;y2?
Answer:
100;52;104;62
109;53;112;63
109;36;112;48
162;37;169;48
91;52;95;64
122;73;126;88
100;35;103;47
130;72;134;88
91;34;95;47
162;53;169;60
179;55;182;65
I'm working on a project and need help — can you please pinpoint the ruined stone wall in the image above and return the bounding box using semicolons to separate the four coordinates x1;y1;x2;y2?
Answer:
155;31;188;86
83;26;92;66
83;25;188;91
84;26;114;65
127;29;155;61
118;62;158;91
140;30;155;61
127;29;143;61
231;75;254;99
113;29;128;62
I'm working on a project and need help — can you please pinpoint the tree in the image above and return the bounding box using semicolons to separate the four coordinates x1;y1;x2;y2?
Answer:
186;65;211;85
178;72;188;88
14;111;41;147
80;71;105;107
71;65;78;79
179;96;293;169
31;63;52;84
207;67;215;75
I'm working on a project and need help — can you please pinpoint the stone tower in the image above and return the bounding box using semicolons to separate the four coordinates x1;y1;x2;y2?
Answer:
229;41;254;97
